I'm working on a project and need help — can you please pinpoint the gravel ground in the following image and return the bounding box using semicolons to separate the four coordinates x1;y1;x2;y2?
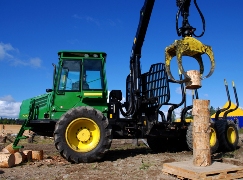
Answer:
0;134;242;180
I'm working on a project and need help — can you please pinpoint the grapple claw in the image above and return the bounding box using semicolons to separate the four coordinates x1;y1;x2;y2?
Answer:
165;37;215;83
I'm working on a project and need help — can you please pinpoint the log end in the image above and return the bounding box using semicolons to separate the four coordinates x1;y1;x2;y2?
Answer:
0;152;15;168
185;70;202;89
32;150;43;160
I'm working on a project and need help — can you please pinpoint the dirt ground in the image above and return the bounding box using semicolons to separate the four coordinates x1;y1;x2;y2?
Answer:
0;134;243;180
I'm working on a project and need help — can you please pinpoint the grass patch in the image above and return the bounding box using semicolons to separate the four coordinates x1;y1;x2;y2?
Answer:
139;159;150;170
223;151;236;158
9;135;54;146
90;163;99;170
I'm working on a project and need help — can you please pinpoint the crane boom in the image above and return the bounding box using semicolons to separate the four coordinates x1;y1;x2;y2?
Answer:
125;0;155;117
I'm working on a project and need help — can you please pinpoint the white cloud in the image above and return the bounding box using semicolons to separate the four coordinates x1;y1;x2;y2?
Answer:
158;107;182;122
0;95;21;118
173;107;182;118
0;42;42;68
0;42;16;60
11;57;42;68
73;14;100;26
0;95;15;102
29;57;42;68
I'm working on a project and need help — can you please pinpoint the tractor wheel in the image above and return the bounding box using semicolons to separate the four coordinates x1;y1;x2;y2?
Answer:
147;136;167;152
209;123;219;153
215;120;239;152
54;106;112;163
186;123;219;153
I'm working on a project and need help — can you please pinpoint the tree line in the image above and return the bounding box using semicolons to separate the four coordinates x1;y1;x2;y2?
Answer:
0;117;19;124
185;106;218;119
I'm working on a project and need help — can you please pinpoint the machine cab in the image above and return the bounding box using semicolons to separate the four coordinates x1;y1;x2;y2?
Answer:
57;51;106;92
51;51;108;117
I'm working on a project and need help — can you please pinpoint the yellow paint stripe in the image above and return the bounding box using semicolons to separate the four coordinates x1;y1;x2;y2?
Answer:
84;92;102;96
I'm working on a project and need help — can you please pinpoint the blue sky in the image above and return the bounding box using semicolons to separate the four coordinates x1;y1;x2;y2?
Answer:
0;0;242;118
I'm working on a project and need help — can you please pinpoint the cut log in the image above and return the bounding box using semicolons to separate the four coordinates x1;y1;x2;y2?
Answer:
185;70;201;89
1;143;19;154
192;99;211;167
32;150;43;160
14;152;24;165
22;150;32;162
0;152;15;168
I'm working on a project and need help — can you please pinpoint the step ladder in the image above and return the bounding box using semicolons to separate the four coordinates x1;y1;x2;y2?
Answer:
13;99;35;149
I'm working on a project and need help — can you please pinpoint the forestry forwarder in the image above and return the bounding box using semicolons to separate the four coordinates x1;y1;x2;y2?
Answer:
14;0;239;163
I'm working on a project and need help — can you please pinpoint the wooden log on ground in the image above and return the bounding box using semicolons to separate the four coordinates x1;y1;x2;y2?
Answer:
185;70;201;89
32;150;43;160
192;99;211;167
14;152;24;165
0;152;15;168
22;150;32;162
1;143;19;154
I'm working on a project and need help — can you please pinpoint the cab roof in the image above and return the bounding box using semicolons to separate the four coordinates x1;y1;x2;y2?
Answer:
58;51;107;59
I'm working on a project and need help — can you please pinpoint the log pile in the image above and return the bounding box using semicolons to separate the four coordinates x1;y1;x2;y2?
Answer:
0;152;15;168
0;143;44;168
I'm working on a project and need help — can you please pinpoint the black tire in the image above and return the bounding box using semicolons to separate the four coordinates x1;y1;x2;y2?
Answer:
209;123;219;153
215;120;239;152
54;106;112;163
147;136;167;152
186;123;219;153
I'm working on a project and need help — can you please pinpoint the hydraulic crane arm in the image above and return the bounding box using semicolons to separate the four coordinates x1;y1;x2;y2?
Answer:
122;0;155;117
121;0;207;117
130;0;155;57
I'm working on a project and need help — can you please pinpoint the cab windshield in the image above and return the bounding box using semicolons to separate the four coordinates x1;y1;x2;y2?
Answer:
57;59;104;91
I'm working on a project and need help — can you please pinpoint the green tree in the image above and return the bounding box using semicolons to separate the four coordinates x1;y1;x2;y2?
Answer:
172;111;176;121
185;110;193;119
210;106;216;116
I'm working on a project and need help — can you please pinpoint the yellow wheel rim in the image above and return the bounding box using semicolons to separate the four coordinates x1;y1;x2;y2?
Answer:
210;127;217;147
227;127;236;144
65;118;100;152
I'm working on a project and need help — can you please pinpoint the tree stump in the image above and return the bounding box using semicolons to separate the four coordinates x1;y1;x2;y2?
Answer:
0;152;15;168
185;70;201;89
32;150;43;160
192;99;211;167
22;150;32;162
1;143;19;154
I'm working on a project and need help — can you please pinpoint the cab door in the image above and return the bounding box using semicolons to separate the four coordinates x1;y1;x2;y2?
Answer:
54;60;82;112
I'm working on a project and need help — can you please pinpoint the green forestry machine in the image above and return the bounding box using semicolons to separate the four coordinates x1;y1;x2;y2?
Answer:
14;0;239;163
